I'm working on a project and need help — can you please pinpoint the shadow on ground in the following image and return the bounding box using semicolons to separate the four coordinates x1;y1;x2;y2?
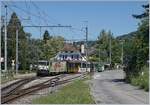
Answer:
110;79;125;83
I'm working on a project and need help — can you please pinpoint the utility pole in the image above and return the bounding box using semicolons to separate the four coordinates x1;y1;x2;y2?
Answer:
16;29;18;74
109;35;111;69
85;26;88;72
121;40;124;68
4;5;7;73
99;45;100;67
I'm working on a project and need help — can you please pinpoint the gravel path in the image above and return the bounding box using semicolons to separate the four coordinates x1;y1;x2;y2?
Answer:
90;70;149;104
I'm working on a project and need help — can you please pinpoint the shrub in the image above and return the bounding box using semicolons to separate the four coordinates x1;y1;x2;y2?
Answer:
130;65;149;91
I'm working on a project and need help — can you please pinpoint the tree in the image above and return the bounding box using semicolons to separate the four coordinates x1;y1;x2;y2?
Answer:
96;29;110;63
27;38;43;65
91;29;121;67
43;30;51;44
42;30;65;60
6;12;28;70
124;4;149;81
134;4;149;71
132;4;149;19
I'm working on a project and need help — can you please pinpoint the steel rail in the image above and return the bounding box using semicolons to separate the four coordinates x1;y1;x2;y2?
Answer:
1;73;86;104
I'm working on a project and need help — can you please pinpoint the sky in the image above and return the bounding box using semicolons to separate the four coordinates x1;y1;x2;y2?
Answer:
1;0;148;41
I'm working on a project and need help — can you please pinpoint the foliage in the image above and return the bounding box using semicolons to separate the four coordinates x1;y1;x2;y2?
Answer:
1;12;28;70
116;31;137;40
1;12;65;71
132;4;149;19
123;4;149;91
90;29;122;67
42;33;65;60
43;30;52;44
130;66;149;91
27;38;43;65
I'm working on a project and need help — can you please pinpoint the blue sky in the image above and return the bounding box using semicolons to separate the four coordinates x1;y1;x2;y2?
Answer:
1;1;148;40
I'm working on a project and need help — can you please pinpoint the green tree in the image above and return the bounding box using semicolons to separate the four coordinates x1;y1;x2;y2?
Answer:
43;30;51;44
124;4;149;81
27;38;43;66
134;4;149;72
42;31;65;60
97;29;109;63
94;30;121;66
7;12;28;70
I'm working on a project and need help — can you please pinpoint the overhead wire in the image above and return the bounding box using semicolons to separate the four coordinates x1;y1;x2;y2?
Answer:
2;1;44;39
30;1;58;36
13;2;83;40
2;1;92;41
30;1;61;25
25;0;31;20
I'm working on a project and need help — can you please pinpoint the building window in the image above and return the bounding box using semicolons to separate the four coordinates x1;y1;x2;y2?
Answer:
63;55;65;60
65;55;67;59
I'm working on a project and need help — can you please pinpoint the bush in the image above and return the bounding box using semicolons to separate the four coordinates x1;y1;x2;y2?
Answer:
131;66;149;91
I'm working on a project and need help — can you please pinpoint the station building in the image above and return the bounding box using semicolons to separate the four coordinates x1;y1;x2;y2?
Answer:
52;43;91;72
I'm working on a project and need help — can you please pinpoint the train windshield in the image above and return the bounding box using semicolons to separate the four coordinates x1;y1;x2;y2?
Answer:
38;61;49;66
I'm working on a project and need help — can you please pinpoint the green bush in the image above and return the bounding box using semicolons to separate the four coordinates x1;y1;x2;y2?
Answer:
131;66;149;91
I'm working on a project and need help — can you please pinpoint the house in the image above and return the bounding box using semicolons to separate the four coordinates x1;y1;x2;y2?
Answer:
52;43;91;72
55;43;86;61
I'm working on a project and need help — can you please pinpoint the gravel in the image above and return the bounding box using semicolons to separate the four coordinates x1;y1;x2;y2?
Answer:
90;70;149;104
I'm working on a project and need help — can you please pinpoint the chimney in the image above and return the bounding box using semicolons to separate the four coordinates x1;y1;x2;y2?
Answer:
81;44;84;54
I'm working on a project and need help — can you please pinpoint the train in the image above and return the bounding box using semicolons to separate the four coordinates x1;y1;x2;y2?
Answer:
36;60;94;76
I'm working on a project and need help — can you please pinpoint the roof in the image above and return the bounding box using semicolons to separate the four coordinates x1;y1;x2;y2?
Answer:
67;60;90;64
61;43;79;52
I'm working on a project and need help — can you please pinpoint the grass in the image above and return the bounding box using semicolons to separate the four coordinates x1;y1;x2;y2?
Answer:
1;70;35;84
32;75;95;104
131;66;149;91
1;72;15;84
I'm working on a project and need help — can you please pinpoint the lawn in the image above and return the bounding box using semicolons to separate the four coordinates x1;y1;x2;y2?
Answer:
32;75;95;104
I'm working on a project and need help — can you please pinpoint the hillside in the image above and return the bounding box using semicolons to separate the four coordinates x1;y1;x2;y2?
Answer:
116;31;137;40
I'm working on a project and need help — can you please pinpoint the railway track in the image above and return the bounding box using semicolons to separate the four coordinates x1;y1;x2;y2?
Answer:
1;74;66;104
1;73;87;104
1;77;37;97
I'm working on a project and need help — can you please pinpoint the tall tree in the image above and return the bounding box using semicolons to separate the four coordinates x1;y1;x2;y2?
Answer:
124;4;149;81
97;29;109;62
7;12;28;70
43;30;51;44
134;4;149;71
